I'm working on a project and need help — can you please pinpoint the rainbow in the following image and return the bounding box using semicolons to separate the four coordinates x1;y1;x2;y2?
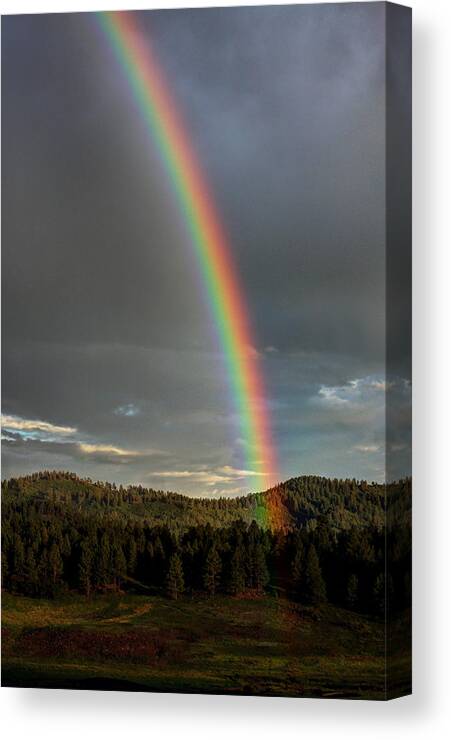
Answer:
96;11;278;494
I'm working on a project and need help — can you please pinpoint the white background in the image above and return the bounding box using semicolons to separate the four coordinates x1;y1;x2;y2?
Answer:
1;0;450;737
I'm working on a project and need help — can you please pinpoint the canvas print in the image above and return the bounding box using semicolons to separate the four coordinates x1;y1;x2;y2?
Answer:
1;2;412;699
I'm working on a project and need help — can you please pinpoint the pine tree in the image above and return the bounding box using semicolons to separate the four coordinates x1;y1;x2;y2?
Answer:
78;540;93;598
12;534;25;583
127;539;137;576
228;546;246;595
166;553;184;600
373;573;385;615
304;544;326;605
372;572;393;616
346;573;359;609
253;543;269;592
95;532;111;587
314;514;333;553
48;543;63;594
291;545;303;596
203;546;222;596
1;545;9;590
23;547;38;596
152;535;166;587
113;544;127;590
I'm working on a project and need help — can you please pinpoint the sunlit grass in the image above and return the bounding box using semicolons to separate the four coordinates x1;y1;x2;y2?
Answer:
2;592;409;699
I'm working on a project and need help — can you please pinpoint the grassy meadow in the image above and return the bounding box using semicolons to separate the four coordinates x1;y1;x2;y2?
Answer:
2;592;409;699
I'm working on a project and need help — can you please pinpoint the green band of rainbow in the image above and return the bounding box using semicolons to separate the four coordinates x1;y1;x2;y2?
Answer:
96;11;278;493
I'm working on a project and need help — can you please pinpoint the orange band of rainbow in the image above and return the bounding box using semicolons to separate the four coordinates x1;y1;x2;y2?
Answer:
97;11;278;493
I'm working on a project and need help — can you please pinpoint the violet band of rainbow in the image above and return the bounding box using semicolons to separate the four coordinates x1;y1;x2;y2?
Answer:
96;11;278;495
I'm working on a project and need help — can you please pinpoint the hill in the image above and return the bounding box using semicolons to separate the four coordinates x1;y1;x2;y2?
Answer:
1;470;411;533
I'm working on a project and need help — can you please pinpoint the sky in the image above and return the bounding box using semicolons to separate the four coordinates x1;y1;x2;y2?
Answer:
1;3;411;496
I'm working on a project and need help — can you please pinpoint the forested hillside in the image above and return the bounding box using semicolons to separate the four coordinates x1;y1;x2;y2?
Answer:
1;470;410;532
2;471;411;616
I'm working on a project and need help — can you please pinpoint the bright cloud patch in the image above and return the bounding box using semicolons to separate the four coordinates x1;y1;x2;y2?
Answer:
316;376;394;407
354;444;381;453
1;433;17;442
151;466;263;487
114;403;141;417
315;375;411;415
78;443;142;458
318;385;350;406
1;414;77;438
1;413;157;466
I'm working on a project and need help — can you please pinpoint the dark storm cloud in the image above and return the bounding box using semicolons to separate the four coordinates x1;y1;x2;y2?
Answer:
2;4;387;356
1;12;210;355
2;4;411;491
147;3;387;359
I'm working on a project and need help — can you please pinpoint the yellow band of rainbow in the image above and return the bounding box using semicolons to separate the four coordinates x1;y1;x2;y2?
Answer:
97;11;278;493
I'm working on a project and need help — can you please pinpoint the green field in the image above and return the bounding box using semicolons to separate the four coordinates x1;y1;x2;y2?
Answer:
1;592;409;699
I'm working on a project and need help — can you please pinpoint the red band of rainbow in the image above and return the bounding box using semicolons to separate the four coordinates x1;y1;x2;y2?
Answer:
96;11;278;493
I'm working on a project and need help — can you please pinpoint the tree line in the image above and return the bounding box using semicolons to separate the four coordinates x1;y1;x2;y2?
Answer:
2;476;411;617
2;470;411;533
